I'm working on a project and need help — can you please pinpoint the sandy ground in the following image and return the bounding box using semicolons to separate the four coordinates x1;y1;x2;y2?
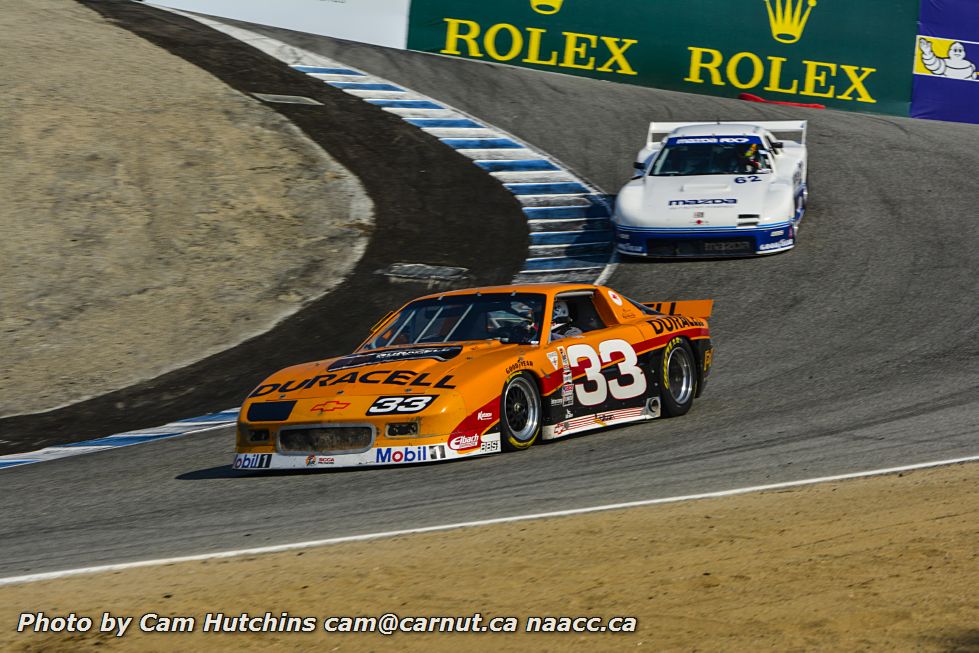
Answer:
0;0;372;417
1;462;975;652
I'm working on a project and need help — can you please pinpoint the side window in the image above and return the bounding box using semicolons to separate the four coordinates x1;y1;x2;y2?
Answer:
568;296;606;332
550;293;608;342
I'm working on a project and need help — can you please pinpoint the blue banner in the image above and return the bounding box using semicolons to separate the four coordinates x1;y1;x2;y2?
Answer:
911;0;979;122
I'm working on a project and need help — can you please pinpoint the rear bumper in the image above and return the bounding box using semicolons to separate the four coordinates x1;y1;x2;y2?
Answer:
614;223;795;258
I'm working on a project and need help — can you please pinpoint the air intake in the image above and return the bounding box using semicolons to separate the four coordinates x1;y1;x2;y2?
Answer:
279;426;374;453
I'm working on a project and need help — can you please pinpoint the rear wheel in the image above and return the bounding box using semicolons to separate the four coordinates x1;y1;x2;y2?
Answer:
500;373;541;451
660;337;697;417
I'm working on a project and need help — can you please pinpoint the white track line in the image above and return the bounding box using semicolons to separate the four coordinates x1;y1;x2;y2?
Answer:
1;454;976;587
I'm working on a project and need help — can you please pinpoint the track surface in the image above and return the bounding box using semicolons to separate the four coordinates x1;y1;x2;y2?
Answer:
1;19;977;577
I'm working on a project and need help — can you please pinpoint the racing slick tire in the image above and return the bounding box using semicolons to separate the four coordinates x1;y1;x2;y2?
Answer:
659;337;697;417
500;373;542;451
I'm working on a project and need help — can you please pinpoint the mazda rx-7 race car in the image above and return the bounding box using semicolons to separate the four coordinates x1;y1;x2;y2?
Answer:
613;120;808;258
233;283;712;470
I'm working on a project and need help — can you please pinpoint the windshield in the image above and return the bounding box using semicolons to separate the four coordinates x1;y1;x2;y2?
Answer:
650;138;772;176
362;293;546;350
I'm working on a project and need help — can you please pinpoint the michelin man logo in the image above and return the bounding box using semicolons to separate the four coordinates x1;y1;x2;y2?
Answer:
918;38;978;80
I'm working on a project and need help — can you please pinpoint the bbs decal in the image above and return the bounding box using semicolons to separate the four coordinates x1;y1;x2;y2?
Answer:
566;339;647;407
367;395;435;415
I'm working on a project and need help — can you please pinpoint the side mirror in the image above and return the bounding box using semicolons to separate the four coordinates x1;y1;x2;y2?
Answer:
771;141;784;151
633;161;645;171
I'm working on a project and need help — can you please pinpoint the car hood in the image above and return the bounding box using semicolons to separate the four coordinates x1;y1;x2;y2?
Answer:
640;175;770;227
247;341;519;400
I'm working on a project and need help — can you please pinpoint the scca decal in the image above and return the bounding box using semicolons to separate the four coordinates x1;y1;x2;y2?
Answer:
249;371;457;398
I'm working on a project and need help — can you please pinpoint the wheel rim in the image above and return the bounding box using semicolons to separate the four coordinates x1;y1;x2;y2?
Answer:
666;346;694;405
504;376;539;443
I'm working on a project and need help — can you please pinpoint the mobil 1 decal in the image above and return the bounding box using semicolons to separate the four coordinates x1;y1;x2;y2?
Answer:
562;338;650;415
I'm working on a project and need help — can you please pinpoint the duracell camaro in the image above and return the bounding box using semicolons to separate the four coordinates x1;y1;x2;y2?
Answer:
233;283;713;470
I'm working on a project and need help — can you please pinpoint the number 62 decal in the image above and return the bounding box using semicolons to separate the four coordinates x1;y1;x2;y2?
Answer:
565;339;647;407
367;395;435;414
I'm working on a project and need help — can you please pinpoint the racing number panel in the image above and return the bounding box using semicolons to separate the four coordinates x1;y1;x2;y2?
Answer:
539;322;712;426
540;324;657;426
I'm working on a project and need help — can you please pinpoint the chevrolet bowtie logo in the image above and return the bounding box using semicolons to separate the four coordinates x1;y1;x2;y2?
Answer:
312;400;350;412
531;0;564;15
764;0;817;44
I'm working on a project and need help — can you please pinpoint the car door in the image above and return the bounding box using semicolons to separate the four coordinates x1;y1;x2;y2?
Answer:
546;291;650;422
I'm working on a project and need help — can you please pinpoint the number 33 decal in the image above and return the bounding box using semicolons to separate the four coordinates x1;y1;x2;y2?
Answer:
367;395;435;414
566;339;647;406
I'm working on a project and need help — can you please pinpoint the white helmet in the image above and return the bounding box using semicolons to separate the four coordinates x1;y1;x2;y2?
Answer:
552;300;570;325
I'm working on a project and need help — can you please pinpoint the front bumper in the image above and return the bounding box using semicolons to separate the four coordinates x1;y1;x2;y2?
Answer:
234;392;502;470
614;223;795;257
233;432;502;470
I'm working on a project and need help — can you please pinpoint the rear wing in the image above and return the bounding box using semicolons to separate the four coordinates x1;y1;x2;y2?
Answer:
646;120;807;147
642;300;713;320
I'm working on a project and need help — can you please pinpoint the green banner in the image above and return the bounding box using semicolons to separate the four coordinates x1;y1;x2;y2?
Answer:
407;0;919;115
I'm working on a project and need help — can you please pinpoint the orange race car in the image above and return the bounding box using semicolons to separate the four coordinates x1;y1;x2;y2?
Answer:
233;283;713;470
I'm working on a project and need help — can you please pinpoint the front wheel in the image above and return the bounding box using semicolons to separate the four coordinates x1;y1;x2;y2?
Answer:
659;337;697;417
500;373;541;451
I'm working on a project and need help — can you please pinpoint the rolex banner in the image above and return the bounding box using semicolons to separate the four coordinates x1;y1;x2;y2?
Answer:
911;0;979;123
406;0;920;115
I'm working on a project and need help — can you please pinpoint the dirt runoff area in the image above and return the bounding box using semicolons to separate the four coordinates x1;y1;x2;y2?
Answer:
2;462;976;652
0;0;372;417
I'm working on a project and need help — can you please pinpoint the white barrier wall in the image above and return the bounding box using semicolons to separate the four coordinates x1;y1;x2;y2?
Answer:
147;0;411;48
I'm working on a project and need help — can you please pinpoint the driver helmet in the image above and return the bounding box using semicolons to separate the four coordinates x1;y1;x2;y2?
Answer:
552;300;570;328
512;301;535;323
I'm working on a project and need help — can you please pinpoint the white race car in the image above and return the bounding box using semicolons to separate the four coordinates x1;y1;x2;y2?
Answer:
613;121;808;257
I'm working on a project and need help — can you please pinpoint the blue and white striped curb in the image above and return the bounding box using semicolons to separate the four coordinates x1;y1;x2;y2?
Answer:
0;10;618;471
0;409;239;470
171;10;617;285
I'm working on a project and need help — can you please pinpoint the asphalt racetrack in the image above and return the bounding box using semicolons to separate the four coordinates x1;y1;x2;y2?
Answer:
0;13;976;578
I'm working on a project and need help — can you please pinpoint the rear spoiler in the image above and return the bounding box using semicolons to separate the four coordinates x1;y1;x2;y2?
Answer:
642;300;713;320
646;120;807;146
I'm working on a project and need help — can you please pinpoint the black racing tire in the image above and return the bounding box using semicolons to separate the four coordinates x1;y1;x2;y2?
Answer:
659;337;697;417
500;373;542;451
